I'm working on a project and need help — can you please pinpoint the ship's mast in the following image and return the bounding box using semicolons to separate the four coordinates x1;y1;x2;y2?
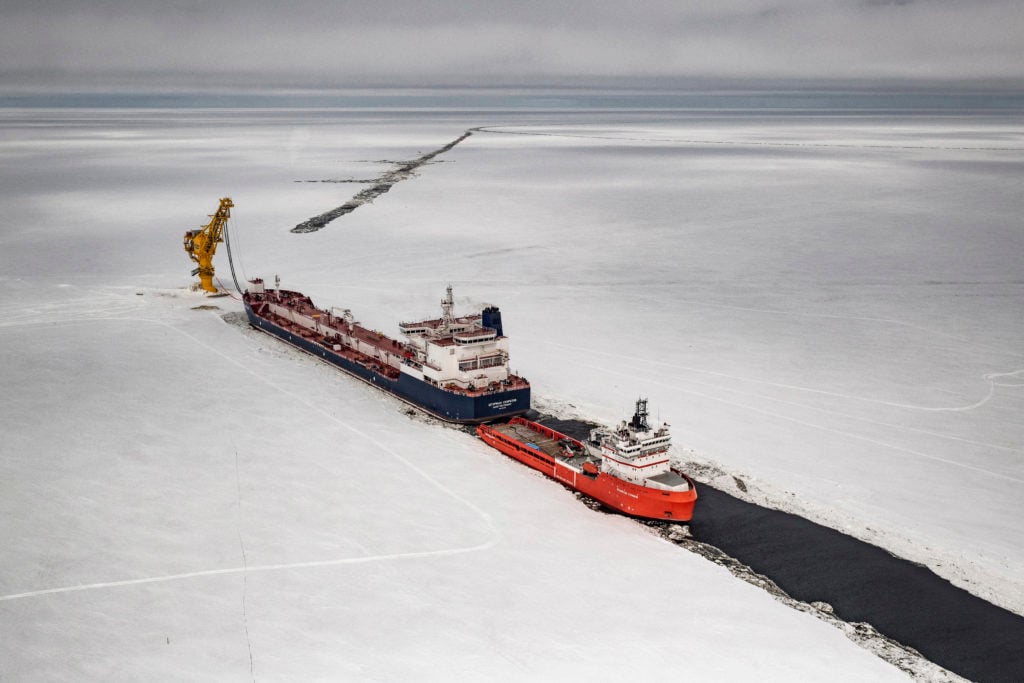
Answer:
441;284;454;329
630;398;650;431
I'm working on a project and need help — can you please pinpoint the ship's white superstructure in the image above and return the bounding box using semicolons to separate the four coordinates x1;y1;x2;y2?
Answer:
398;285;514;391
589;399;691;492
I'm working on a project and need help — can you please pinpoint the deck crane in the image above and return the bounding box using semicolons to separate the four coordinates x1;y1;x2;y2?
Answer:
184;197;233;293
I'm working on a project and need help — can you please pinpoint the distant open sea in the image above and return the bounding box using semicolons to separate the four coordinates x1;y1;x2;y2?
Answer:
3;88;1023;114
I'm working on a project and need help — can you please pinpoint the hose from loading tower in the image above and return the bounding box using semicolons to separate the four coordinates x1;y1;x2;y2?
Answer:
222;212;244;295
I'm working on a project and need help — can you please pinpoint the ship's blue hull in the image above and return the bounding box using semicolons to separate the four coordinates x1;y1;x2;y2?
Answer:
244;303;530;423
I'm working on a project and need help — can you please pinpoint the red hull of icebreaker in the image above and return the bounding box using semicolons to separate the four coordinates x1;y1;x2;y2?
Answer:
477;418;696;521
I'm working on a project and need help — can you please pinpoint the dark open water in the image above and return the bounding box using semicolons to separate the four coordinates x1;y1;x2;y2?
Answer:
692;485;1024;683
536;414;1024;683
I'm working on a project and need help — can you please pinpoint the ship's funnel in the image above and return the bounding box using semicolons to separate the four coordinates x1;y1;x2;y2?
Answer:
482;306;504;337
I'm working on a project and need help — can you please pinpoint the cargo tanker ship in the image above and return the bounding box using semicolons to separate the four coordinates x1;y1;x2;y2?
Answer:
477;400;697;520
243;277;530;423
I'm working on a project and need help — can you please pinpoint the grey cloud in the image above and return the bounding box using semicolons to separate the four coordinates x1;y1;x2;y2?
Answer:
1;0;1022;89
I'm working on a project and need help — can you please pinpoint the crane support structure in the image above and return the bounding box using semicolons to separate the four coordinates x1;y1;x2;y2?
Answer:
184;197;233;293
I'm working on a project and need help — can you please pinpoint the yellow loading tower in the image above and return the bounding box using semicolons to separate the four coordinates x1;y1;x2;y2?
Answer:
184;197;233;293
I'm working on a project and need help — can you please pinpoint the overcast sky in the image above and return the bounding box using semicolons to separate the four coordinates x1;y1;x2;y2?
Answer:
2;0;1023;90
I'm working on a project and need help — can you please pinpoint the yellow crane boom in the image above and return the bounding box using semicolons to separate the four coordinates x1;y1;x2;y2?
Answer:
184;197;233;293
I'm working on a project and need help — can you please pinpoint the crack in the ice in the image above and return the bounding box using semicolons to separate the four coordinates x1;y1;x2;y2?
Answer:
235;446;256;683
289;123;1020;235
0;313;500;604
294;179;378;184
291;131;473;233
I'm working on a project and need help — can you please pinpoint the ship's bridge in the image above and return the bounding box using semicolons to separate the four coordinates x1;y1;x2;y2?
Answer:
454;328;497;344
399;314;483;336
399;322;431;335
395;285;516;391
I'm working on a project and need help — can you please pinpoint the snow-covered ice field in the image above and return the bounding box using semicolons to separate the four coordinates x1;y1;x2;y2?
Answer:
2;103;1022;680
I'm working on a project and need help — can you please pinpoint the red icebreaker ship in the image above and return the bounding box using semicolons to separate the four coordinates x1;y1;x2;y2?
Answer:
478;399;697;521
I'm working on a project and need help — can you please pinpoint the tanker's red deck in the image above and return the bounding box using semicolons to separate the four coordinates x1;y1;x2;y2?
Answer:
477;418;697;521
245;287;529;396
